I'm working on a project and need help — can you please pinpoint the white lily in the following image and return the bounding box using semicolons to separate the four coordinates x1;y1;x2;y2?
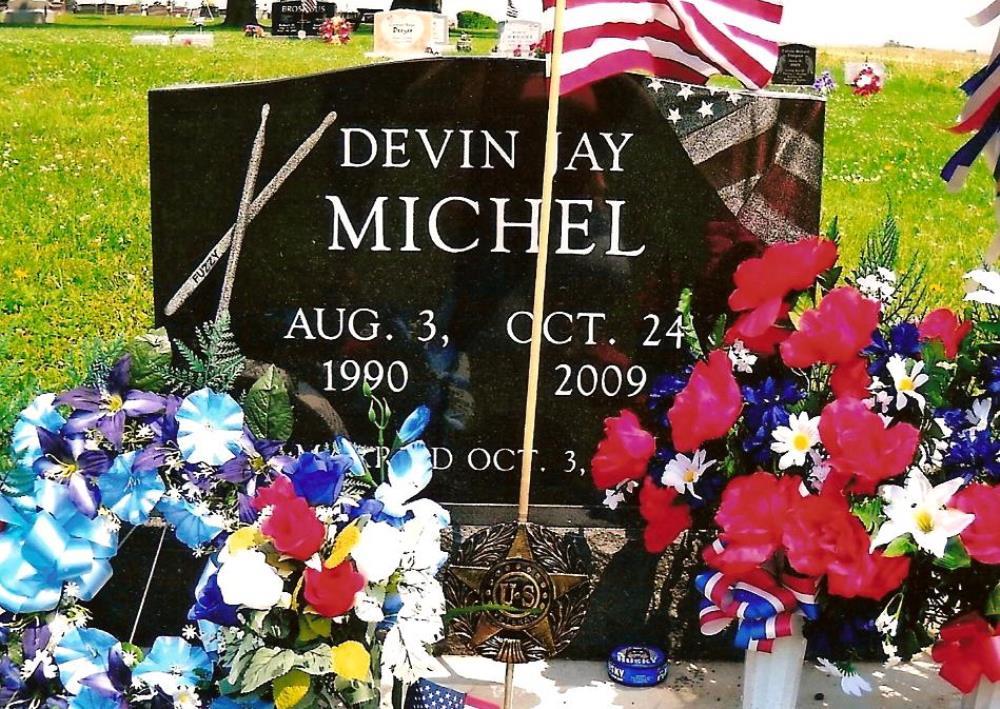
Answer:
885;355;929;411
965;269;1000;306
770;412;821;469
967;398;993;431
871;469;975;558
661;449;715;498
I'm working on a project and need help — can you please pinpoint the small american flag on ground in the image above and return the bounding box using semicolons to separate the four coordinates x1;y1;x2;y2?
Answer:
405;679;500;709
542;0;785;95
646;77;824;243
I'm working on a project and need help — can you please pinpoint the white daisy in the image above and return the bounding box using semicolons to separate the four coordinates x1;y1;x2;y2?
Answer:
661;450;715;498
870;469;975;558
857;268;897;302
770;412;821;470
885;355;929;411
727;340;757;374
181;625;198;641
817;658;873;697
171;685;202;709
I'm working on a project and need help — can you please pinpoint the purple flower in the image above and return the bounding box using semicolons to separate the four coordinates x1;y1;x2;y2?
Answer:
78;646;132;703
863;323;921;379
943;429;1000;482
57;356;165;448
218;429;289;485
188;573;239;627
33;428;109;518
0;656;24;704
290;451;350;506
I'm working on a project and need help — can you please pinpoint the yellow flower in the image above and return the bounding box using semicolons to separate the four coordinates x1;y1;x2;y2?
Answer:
273;669;310;709
325;523;361;569
331;640;370;682
226;526;266;554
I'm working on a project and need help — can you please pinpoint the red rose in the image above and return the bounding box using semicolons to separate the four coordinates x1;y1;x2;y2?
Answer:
783;494;866;577
591;410;655;489
827;546;910;601
668;351;742;452
818;398;919;493
262;496;326;561
780;287;881;368
830;356;872;399
920;308;972;359
304;561;365;617
724;303;791;355
728;237;838;312
252;474;299;510
638;479;692;553
953;484;1000;565
710;472;802;574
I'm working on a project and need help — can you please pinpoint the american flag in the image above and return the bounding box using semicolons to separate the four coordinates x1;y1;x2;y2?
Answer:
646;77;824;243
507;0;518;18
542;0;785;96
405;679;500;709
302;0;317;13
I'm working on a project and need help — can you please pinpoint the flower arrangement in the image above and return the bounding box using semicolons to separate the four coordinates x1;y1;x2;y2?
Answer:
319;17;352;45
244;24;265;38
813;70;835;96
591;216;1000;697
0;319;450;708
851;64;883;96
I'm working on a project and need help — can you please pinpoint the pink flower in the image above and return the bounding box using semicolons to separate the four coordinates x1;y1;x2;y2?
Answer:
780;287;881;368
668;351;742;452
953;484;1000;565
639;479;692;553
919;308;972;359
591;410;655;489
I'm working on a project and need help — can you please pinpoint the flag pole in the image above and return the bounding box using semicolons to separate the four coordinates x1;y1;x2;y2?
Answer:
505;0;566;705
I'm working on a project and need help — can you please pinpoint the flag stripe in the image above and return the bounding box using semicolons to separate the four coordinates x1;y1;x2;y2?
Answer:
562;22;703;57
673;1;774;88
561;40;717;93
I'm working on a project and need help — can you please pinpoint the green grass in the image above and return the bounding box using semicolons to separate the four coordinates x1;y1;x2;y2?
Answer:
0;21;997;436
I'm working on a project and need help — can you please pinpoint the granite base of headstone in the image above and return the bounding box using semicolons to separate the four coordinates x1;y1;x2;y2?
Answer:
496;19;541;57
2;0;53;24
370;9;450;57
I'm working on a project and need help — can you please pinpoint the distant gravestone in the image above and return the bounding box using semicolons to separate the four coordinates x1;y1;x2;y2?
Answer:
270;0;337;36
496;19;541;56
372;9;445;55
2;0;52;24
772;43;817;86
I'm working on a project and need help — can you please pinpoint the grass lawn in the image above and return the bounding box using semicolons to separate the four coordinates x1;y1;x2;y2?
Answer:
0;18;997;436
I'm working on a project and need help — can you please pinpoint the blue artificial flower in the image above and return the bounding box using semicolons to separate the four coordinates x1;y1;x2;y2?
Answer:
943;429;1000;482
864;323;921;378
97;451;165;526
33;429;110;519
346;497;386;522
396;406;431;446
12;393;66;473
0;656;25;705
68;688;120;709
132;637;212;691
981;355;1000;400
647;367;693;422
290;451;350;506
218;429;288;485
52;627;118;695
374;442;446;525
935;407;969;435
740;377;803;465
175;389;244;466
156;495;224;550
188;573;239;627
336;436;366;476
377;592;404;632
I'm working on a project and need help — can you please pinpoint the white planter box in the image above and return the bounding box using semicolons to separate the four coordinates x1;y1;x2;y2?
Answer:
742;629;807;709
963;678;1000;709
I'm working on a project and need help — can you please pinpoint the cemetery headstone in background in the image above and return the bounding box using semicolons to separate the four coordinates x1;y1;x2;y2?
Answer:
496;19;542;56
372;9;446;55
270;0;337;36
121;58;825;656
772;43;817;86
2;0;53;25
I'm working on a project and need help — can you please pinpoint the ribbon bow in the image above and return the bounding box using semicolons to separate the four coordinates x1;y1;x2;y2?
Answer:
695;543;819;653
931;613;1000;694
0;480;118;613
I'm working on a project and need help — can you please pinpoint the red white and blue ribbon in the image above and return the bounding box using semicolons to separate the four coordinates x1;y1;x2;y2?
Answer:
695;542;820;653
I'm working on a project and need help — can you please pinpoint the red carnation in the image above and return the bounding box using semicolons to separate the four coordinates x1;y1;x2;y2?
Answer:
827;547;910;601
953;484;1000;565
728;237;838;312
783;494;866;578
304;561;365;618
830;356;872;400
724;303;791;355
780;287;881;368
591;410;655;490
668;351;742;452
711;472;802;574
819;398;919;494
262;496;326;561
638;479;692;553
252;474;299;510
920;308;972;359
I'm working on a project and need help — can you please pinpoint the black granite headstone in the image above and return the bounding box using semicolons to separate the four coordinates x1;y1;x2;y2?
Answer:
149;58;771;526
270;0;337;36
773;43;818;86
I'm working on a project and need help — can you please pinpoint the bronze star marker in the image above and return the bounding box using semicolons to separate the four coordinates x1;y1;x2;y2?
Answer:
445;522;590;664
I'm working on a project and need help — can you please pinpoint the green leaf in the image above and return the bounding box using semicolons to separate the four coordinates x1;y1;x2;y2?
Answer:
0;464;35;497
126;328;172;391
986;583;1000;618
708;314;727;349
676;288;703;359
883;536;917;558
244;366;294;442
788;288;815;330
239;647;299;694
934;537;972;571
851;497;885;533
297;645;334;675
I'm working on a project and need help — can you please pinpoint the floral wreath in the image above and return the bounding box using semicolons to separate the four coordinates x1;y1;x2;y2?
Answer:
851;64;883;97
0;317;450;709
